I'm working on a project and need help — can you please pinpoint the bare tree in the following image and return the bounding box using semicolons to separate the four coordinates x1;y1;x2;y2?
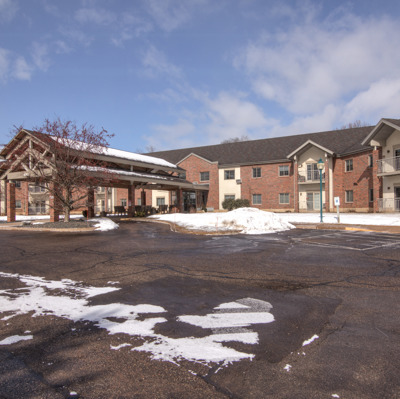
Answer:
339;120;369;129
220;135;249;144
9;119;114;222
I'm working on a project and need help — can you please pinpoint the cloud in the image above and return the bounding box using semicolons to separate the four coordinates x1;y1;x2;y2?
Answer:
111;13;153;47
205;92;273;142
0;0;18;22
145;0;209;32
31;42;50;72
235;7;400;124
142;45;182;79
75;7;116;25
0;48;33;83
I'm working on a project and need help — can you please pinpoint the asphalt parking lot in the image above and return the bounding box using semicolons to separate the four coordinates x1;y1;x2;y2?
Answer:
0;221;399;399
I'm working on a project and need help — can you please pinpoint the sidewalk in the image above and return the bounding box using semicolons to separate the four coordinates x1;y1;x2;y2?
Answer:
293;222;400;234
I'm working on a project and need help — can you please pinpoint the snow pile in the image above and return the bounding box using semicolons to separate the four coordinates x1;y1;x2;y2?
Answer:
91;217;119;231
151;208;294;234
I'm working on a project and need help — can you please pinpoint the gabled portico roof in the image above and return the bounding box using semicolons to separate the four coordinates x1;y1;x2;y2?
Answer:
286;140;335;159
361;118;400;146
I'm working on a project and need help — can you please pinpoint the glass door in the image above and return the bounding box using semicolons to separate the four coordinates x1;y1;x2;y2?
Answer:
306;192;320;210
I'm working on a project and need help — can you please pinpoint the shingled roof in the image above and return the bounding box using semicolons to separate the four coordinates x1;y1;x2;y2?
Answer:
148;126;374;167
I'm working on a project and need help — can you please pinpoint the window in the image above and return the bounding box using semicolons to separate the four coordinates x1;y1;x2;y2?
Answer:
224;170;235;180
307;163;319;181
252;167;261;178
279;193;290;204
137;198;142;206
179;171;186;179
368;155;373;168
279;165;289;176
345;190;354;203
200;171;209;181
369;189;374;203
15;200;21;209
224;194;235;201
345;159;353;172
121;198;127;207
156;197;165;206
29;184;46;193
252;194;262;205
12;180;21;188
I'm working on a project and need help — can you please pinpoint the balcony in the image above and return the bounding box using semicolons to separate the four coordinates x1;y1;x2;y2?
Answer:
378;198;400;212
377;156;400;175
298;171;325;184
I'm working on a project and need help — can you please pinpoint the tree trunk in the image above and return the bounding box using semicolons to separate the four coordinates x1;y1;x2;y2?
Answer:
64;207;70;223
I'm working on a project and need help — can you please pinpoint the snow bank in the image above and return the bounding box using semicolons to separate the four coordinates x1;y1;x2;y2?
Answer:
151;208;295;234
91;217;119;231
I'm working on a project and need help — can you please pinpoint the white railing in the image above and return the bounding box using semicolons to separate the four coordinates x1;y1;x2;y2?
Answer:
298;172;325;183
377;156;400;174
378;198;400;212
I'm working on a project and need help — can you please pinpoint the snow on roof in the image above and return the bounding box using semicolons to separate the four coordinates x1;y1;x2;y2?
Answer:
50;136;177;169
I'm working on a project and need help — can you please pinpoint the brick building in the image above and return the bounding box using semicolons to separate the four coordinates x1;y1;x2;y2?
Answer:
145;118;400;213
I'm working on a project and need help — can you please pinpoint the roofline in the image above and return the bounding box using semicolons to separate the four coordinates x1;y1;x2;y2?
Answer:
361;118;400;146
177;152;217;165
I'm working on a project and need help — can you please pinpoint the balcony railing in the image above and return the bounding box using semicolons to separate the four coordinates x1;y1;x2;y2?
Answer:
378;198;400;212
377;156;400;174
298;172;325;183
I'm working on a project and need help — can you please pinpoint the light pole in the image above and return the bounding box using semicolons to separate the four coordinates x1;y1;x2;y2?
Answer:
317;158;324;223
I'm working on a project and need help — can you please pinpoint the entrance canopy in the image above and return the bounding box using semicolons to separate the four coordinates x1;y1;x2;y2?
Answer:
0;129;207;192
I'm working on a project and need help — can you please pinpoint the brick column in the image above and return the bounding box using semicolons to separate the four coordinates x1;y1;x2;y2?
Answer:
128;185;136;216
87;189;95;218
23;181;29;216
141;190;146;208
6;182;16;223
372;147;383;212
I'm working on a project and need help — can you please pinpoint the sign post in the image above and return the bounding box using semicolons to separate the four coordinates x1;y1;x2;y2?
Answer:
334;197;340;223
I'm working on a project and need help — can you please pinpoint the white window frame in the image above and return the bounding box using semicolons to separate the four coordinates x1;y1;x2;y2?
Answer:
345;190;354;203
279;165;289;177
200;171;210;181
224;170;235;180
252;194;262;205
224;194;235;201
279;193;290;204
252;167;261;178
345;159;353;172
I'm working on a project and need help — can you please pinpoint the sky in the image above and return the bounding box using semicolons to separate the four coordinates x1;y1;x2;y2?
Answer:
1;0;400;152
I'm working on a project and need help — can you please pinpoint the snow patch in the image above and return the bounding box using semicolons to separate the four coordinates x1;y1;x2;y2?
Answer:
302;334;319;346
91;217;119;231
0;335;33;345
284;364;292;372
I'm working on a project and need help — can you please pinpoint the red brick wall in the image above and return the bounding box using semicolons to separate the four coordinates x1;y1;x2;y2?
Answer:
332;151;374;211
241;162;294;211
178;155;220;209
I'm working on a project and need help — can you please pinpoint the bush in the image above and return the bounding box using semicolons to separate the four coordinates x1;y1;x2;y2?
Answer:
222;198;250;211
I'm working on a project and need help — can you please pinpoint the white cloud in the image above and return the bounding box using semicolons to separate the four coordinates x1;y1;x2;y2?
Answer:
0;48;10;82
343;79;400;123
235;9;400;124
142;45;182;79
75;8;116;25
205;92;273;142
31;42;50;72
146;0;209;32
13;56;32;80
111;14;153;47
0;0;18;22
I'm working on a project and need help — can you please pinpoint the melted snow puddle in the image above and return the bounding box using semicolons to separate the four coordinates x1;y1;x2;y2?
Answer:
0;272;274;366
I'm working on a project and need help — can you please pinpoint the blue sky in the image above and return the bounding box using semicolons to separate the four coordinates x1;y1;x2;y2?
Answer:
1;0;400;151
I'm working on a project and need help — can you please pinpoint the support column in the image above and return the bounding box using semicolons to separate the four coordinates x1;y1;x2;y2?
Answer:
324;156;330;212
176;189;184;213
6;181;16;223
293;159;299;212
23;181;29;216
128;185;136;217
372;147;382;213
141;189;146;208
87;189;95;218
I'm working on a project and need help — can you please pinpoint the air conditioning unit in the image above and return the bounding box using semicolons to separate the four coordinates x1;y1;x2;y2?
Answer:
236;179;242;184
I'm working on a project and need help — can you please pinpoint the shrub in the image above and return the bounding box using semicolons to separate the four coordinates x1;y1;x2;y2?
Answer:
222;198;250;211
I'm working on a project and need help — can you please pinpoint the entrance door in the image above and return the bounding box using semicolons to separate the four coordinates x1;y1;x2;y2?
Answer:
306;192;320;211
183;191;196;212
